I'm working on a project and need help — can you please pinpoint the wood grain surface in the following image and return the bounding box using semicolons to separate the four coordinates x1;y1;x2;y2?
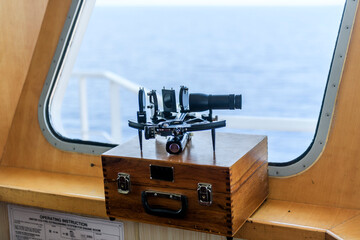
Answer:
237;199;360;239
231;162;268;234
0;202;10;240
325;231;342;240
329;214;360;239
138;223;232;240
2;0;360;239
102;155;230;193
248;199;360;230
0;1;244;239
104;132;266;168
0;166;106;217
268;2;360;210
106;184;231;235
0;0;48;161
238;220;326;240
103;133;268;237
0;0;101;177
103;133;267;193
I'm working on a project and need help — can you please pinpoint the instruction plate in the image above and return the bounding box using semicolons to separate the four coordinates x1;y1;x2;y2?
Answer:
8;205;124;240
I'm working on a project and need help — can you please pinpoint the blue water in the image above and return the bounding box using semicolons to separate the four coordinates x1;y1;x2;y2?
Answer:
57;6;344;162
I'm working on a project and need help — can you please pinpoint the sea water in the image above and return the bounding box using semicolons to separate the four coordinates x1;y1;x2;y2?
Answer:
57;6;344;162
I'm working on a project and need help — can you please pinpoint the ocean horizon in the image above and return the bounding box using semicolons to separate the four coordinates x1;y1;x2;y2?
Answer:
53;5;344;162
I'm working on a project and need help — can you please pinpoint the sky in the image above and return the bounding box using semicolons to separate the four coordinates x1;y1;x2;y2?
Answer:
96;0;345;6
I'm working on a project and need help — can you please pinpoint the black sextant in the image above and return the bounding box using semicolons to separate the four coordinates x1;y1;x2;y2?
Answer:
128;86;242;154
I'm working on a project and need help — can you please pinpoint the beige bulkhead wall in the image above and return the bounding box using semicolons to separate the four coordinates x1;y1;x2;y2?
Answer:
0;0;48;161
0;0;47;239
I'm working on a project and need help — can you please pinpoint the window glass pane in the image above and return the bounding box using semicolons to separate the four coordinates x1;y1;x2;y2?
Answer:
50;0;344;163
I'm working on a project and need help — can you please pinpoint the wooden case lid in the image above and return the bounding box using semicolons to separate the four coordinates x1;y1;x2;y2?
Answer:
103;132;266;168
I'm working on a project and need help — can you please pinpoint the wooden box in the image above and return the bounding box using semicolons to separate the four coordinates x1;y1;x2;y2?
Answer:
102;132;268;237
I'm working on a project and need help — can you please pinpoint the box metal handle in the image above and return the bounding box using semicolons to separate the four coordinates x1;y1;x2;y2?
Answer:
141;190;188;218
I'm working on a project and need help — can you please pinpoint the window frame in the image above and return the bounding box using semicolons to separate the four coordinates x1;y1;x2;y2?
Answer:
269;0;356;176
38;0;115;155
38;0;356;176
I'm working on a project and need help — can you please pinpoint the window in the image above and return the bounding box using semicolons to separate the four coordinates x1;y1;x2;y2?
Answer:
40;0;353;176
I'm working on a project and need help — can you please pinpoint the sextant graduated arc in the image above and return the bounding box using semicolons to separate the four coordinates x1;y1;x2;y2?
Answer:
128;120;226;132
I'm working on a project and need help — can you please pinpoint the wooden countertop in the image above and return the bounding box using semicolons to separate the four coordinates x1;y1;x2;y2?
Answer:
1;165;359;240
0;166;106;218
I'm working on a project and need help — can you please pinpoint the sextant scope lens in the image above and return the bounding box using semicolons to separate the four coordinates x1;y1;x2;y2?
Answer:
168;143;181;154
189;93;242;112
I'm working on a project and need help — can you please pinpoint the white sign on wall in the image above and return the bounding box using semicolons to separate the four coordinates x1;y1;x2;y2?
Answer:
8;205;124;240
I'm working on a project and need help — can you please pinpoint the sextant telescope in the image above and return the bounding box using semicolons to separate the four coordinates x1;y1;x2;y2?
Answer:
128;86;242;154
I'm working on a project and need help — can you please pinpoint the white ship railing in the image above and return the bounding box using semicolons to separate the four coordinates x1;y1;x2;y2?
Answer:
71;71;317;143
